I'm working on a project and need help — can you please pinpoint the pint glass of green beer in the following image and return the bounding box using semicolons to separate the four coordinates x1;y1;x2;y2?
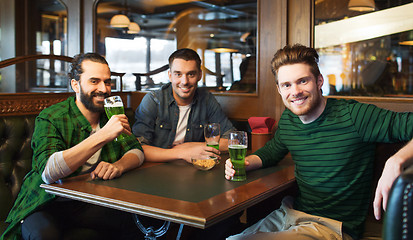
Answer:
204;123;220;150
229;131;248;181
104;96;125;141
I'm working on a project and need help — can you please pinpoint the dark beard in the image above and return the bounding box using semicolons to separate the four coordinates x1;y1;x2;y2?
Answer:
79;86;109;113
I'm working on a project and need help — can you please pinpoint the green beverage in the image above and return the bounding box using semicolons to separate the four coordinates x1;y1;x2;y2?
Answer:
207;141;219;150
229;145;247;181
207;141;219;160
104;96;125;141
104;106;124;118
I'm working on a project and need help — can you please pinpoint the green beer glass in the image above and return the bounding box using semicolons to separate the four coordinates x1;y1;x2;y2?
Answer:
104;96;125;141
229;131;248;181
204;123;220;161
204;123;220;150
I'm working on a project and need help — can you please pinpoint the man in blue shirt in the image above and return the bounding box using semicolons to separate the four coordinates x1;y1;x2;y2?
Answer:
132;48;235;163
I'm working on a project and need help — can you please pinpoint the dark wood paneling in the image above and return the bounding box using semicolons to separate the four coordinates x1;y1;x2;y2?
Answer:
288;0;313;47
259;0;287;121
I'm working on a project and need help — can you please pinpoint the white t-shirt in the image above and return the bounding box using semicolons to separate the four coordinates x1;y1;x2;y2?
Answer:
172;104;192;146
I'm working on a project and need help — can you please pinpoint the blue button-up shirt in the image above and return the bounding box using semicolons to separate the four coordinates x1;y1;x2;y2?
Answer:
132;83;235;148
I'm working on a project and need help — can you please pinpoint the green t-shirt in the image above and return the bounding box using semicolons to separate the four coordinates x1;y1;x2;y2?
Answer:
2;96;142;240
255;98;413;238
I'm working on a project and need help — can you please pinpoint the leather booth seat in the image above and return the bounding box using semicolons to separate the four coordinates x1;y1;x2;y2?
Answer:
383;164;413;240
0;115;36;234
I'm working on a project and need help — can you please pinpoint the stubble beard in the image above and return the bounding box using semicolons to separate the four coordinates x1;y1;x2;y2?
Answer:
287;92;322;117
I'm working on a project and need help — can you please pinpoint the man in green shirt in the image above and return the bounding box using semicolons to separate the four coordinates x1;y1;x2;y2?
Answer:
1;53;144;240
225;44;413;239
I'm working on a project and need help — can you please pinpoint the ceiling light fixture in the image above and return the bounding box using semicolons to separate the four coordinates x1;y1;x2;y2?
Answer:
128;22;141;34
208;39;238;53
110;14;130;28
348;0;375;12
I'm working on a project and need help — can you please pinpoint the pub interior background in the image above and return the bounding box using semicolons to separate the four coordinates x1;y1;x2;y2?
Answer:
0;0;413;122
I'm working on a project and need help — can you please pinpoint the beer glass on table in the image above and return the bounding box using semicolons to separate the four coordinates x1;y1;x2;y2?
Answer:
204;123;220;160
229;131;248;181
104;96;125;141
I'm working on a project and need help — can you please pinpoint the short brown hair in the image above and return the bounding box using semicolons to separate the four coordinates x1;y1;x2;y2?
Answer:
168;48;201;71
270;44;320;83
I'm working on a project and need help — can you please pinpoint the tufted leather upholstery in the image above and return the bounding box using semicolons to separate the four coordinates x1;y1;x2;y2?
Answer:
383;164;413;240
0;115;36;234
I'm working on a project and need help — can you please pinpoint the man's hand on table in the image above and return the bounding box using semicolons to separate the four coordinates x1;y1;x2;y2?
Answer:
172;142;220;163
91;161;122;180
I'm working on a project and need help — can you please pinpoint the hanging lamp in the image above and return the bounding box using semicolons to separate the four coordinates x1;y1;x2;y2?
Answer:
128;22;141;34
348;0;375;12
110;14;130;28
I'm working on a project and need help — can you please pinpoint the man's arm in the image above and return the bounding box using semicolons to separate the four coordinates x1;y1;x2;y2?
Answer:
224;154;263;180
374;139;413;220
142;142;220;163
62;114;131;171
42;114;140;183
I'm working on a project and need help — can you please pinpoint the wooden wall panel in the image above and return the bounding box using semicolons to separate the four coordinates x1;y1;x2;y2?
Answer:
287;0;313;47
260;0;287;121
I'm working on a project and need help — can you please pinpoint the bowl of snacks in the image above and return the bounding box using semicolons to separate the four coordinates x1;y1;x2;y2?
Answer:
191;156;219;171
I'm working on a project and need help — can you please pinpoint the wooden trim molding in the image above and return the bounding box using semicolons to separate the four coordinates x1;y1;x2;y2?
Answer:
0;93;73;116
0;92;136;116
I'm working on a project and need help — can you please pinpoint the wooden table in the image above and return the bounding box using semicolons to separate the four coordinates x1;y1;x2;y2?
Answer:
40;156;295;238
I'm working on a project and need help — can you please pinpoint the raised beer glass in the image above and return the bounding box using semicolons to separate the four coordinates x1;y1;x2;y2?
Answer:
104;96;125;141
229;131;248;181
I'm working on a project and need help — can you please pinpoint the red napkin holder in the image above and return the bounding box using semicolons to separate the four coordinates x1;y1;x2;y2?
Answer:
248;117;276;152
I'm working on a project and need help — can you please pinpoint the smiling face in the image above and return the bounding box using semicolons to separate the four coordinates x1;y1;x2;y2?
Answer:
168;58;202;106
277;63;326;123
71;60;111;113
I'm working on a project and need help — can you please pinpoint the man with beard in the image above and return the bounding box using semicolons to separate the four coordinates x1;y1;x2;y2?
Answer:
1;53;144;240
225;44;413;240
132;48;235;163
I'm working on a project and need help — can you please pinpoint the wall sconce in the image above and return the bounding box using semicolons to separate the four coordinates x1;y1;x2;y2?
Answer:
110;14;130;28
348;0;375;12
128;22;141;34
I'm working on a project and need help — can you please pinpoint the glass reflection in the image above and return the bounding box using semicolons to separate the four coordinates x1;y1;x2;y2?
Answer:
315;1;413;97
96;0;257;93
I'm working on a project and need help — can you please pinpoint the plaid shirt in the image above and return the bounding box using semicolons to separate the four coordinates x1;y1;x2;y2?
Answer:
2;96;142;240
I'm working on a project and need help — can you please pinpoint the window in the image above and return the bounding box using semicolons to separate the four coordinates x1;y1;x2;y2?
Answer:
315;0;413;97
0;0;68;93
96;0;257;93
